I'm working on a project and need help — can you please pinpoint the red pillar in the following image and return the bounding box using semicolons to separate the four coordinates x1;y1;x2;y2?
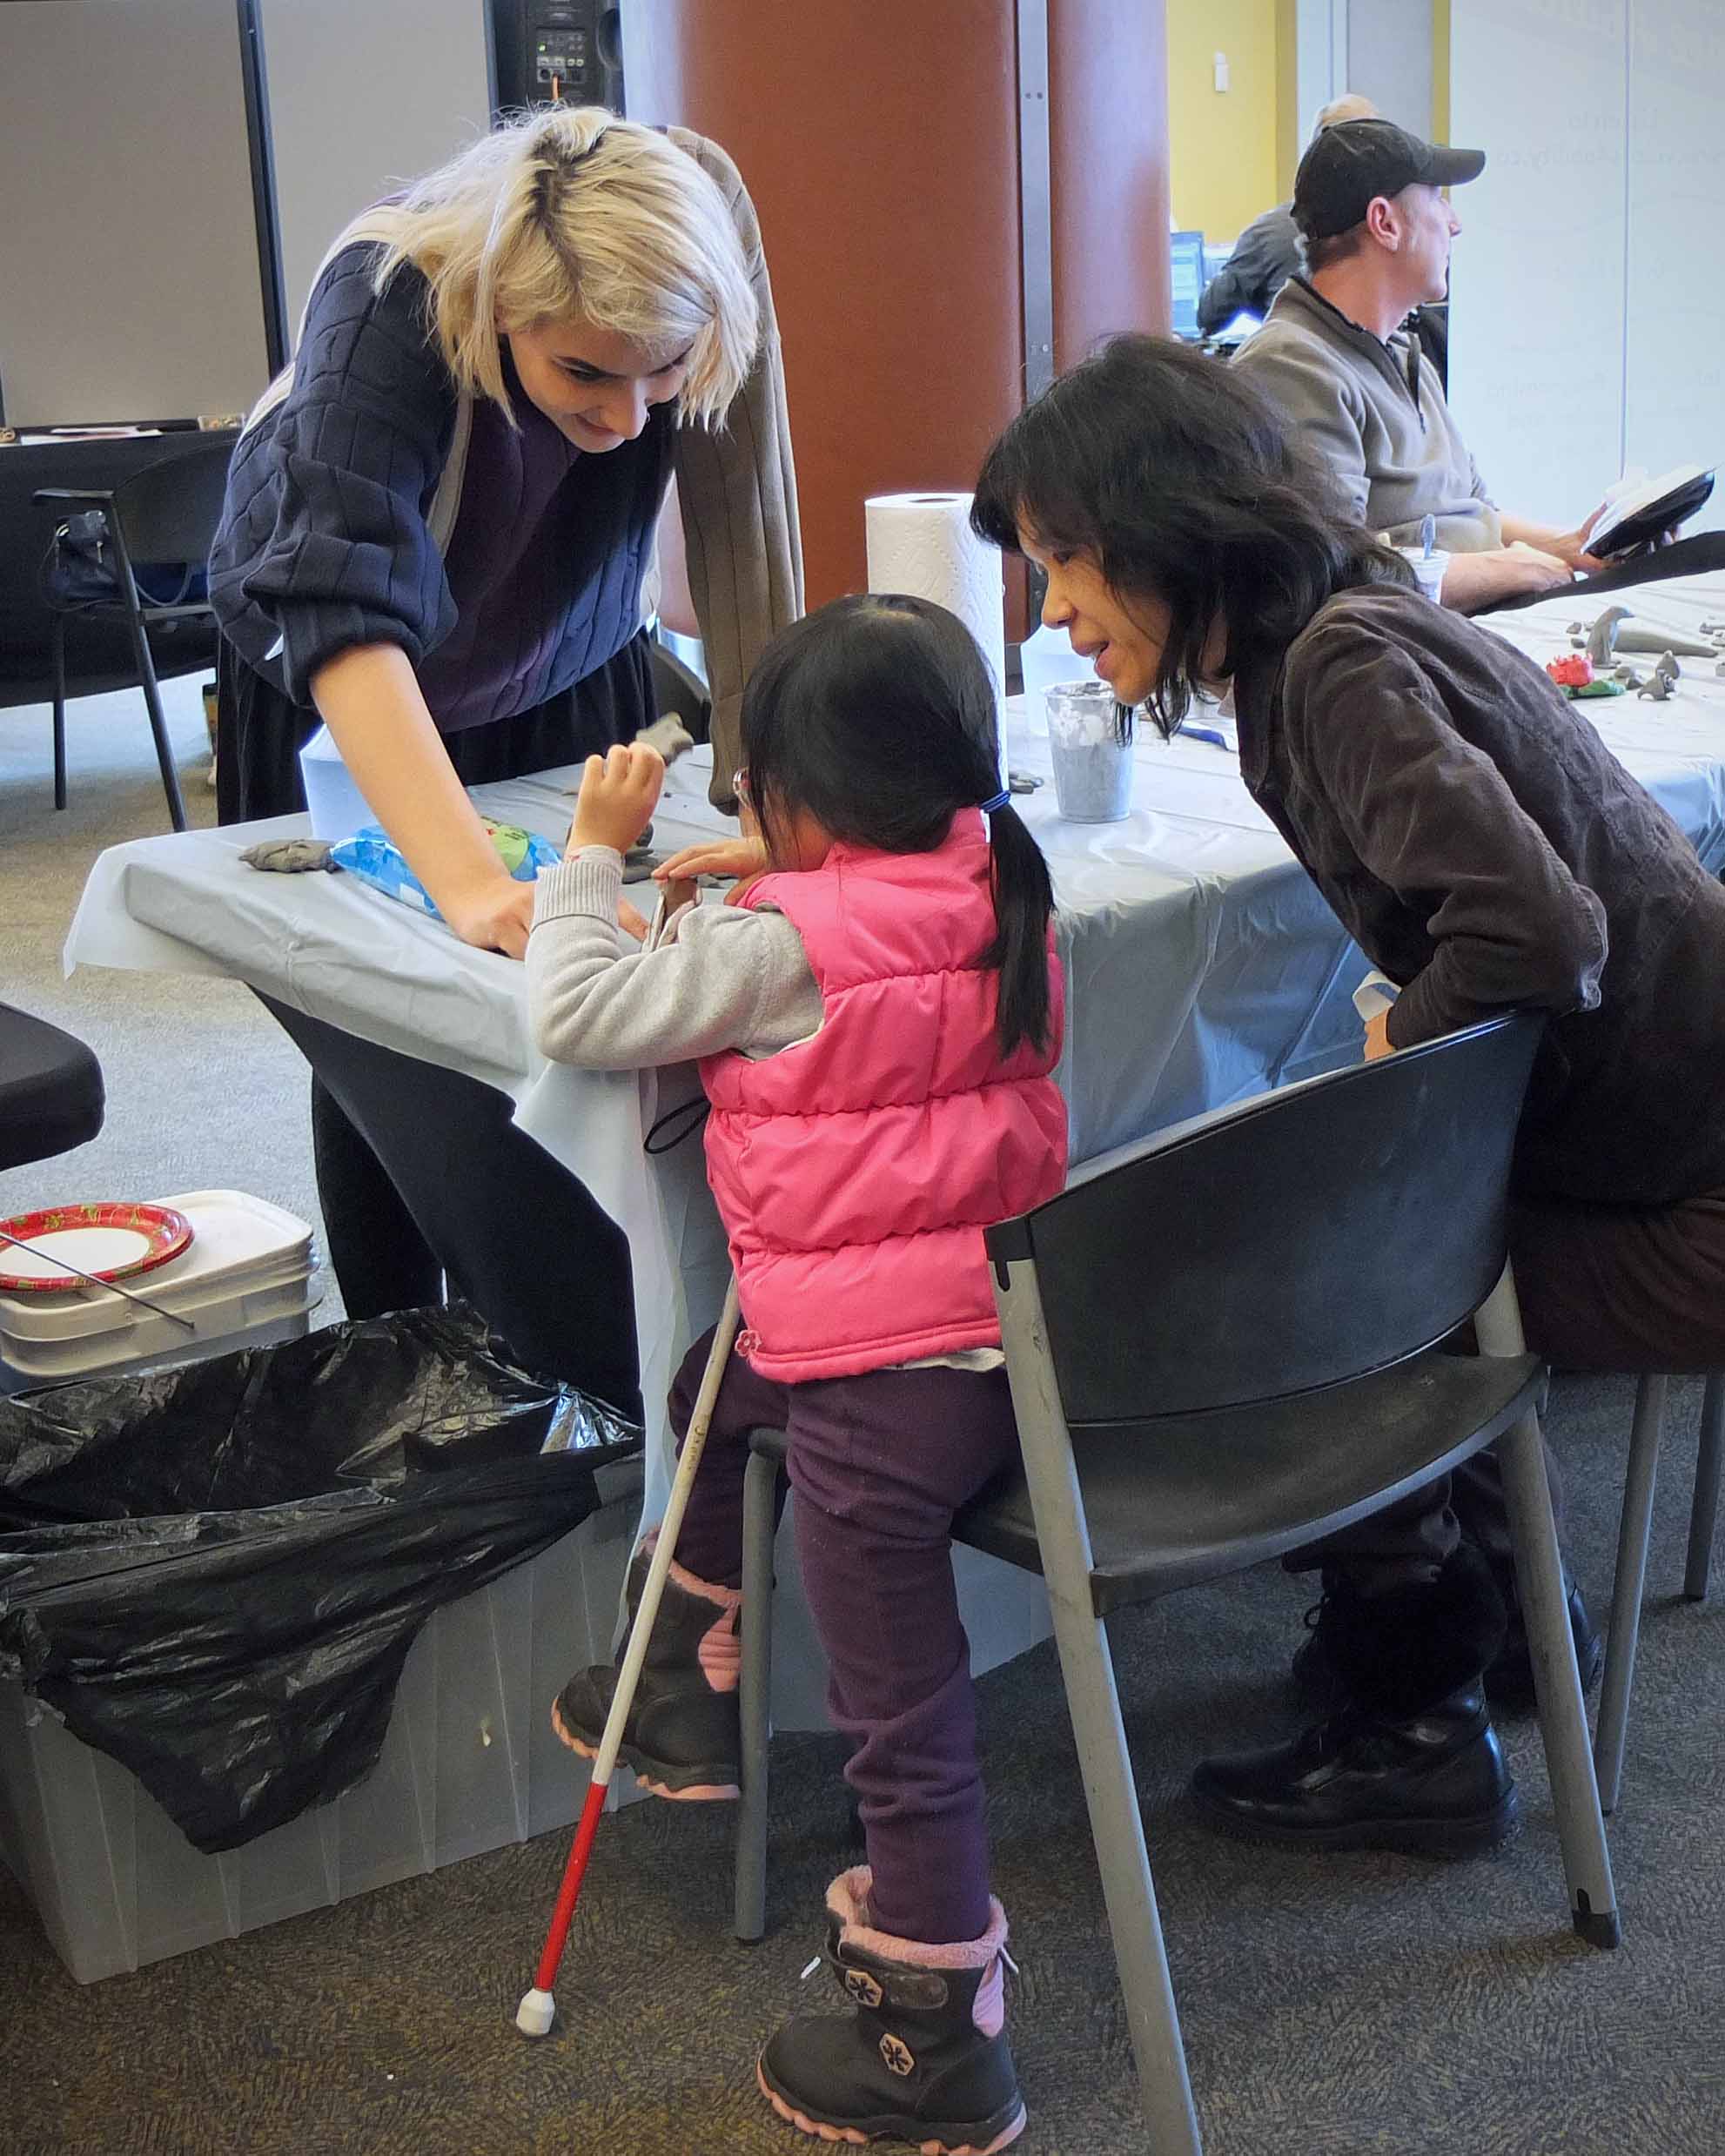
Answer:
627;3;1171;609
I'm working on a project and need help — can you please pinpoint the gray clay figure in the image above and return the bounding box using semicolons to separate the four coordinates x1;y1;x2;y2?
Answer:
621;827;675;880
632;715;695;765
1584;606;1632;665
1637;671;1675;701
1007;769;1044;796
1655;651;1681;686
239;837;338;873
1614;664;1643;688
1613;627;1718;658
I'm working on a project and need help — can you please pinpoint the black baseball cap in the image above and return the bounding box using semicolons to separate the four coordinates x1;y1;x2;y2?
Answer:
1293;119;1486;240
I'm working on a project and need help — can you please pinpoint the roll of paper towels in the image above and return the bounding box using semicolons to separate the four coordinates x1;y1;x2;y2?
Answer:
864;493;1005;706
298;724;373;841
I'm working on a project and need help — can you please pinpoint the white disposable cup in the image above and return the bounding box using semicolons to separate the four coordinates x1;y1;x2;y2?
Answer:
1399;547;1450;601
1045;681;1135;823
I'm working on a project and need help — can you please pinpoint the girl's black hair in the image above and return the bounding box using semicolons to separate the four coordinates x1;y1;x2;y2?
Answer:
740;593;1054;1058
970;332;1410;736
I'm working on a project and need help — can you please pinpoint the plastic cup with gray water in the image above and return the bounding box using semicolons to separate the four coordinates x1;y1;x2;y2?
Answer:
1045;679;1136;823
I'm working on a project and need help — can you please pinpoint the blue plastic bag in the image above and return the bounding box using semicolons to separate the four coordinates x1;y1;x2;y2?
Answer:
330;817;561;921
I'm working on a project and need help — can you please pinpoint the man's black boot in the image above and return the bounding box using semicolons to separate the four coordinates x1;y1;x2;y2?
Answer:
1198;1543;1516;1853
757;1868;1026;2153
1191;1682;1516;1853
1294;1555;1601;1716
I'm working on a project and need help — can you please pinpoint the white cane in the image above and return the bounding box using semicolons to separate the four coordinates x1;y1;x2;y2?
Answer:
517;1276;742;2036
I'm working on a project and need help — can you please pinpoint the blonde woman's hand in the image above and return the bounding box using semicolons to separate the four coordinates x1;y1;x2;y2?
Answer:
442;874;536;961
568;743;667;855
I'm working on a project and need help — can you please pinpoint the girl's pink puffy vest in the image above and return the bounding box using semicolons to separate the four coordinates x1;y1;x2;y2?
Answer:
699;810;1068;1383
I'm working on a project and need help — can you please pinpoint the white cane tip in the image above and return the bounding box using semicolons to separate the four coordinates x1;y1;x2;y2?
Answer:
516;1987;556;2037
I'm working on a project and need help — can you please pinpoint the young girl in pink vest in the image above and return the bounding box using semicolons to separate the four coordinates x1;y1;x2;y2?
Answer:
526;593;1066;2153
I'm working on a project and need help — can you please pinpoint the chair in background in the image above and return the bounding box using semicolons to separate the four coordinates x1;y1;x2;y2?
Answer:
648;635;713;746
32;436;233;832
1592;1369;1723;1812
0;1000;104;1174
733;1016;1616;2153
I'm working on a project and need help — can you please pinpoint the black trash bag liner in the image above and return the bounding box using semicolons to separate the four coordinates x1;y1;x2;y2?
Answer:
0;1306;641;1855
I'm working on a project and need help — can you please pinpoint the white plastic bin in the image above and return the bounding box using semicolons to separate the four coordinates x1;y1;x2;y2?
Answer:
0;1458;643;1984
0;1190;317;1380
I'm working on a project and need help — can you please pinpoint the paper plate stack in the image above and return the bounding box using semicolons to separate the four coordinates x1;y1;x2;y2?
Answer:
0;1190;319;1382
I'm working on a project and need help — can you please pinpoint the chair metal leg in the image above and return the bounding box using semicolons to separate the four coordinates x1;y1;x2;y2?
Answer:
124;605;188;831
1594;1374;1666;1816
1476;1268;1618;1945
994;1259;1202;2152
1684;1372;1723;1602
50;611;68;811
1499;1407;1621;1944
1048;1601;1204;2153
734;1446;778;1944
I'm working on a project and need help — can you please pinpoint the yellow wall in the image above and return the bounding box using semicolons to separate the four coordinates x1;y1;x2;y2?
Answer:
1165;0;1280;242
1432;0;1451;141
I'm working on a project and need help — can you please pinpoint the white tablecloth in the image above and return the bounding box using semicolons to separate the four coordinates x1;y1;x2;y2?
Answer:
65;573;1725;1538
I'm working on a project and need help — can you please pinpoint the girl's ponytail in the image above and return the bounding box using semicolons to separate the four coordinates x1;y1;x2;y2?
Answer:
740;594;1057;1061
978;798;1055;1060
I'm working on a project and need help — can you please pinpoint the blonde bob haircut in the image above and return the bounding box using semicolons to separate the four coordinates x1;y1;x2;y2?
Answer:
340;106;760;428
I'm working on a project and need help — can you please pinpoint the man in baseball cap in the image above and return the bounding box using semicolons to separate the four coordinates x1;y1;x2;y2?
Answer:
1235;118;1611;613
1294;118;1485;242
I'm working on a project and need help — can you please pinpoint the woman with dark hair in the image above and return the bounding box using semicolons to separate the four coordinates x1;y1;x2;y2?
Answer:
974;332;1725;1857
522;594;1064;2151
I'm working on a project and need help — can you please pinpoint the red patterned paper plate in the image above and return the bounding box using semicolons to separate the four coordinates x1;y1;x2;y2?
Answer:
0;1202;194;1293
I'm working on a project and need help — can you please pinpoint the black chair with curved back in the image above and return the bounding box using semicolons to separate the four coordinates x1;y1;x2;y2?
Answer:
0;1001;104;1176
32;436;234;832
732;1015;1617;2153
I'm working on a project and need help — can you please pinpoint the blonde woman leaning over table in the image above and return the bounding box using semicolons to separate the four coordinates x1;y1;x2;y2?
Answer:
206;108;800;1384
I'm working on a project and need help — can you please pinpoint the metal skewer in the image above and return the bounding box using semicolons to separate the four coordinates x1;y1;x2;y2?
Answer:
0;1231;198;1331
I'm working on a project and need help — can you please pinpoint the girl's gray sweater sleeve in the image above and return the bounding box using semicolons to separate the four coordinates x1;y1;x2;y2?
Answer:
527;848;825;1070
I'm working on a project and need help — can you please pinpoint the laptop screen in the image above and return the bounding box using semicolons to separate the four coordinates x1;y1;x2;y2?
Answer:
1169;230;1205;339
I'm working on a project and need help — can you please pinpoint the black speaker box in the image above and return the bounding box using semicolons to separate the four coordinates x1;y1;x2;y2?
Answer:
490;3;624;117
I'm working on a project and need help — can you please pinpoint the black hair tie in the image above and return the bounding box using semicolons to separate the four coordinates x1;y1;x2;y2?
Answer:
645;1097;710;1154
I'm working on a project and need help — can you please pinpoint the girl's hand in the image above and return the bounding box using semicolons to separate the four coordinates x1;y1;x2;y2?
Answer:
653;836;769;888
1362;1007;1394;1061
568;743;667;855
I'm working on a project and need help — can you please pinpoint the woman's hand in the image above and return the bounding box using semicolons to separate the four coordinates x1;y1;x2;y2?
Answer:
1362;1008;1394;1061
441;874;537;961
568;742;667;854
